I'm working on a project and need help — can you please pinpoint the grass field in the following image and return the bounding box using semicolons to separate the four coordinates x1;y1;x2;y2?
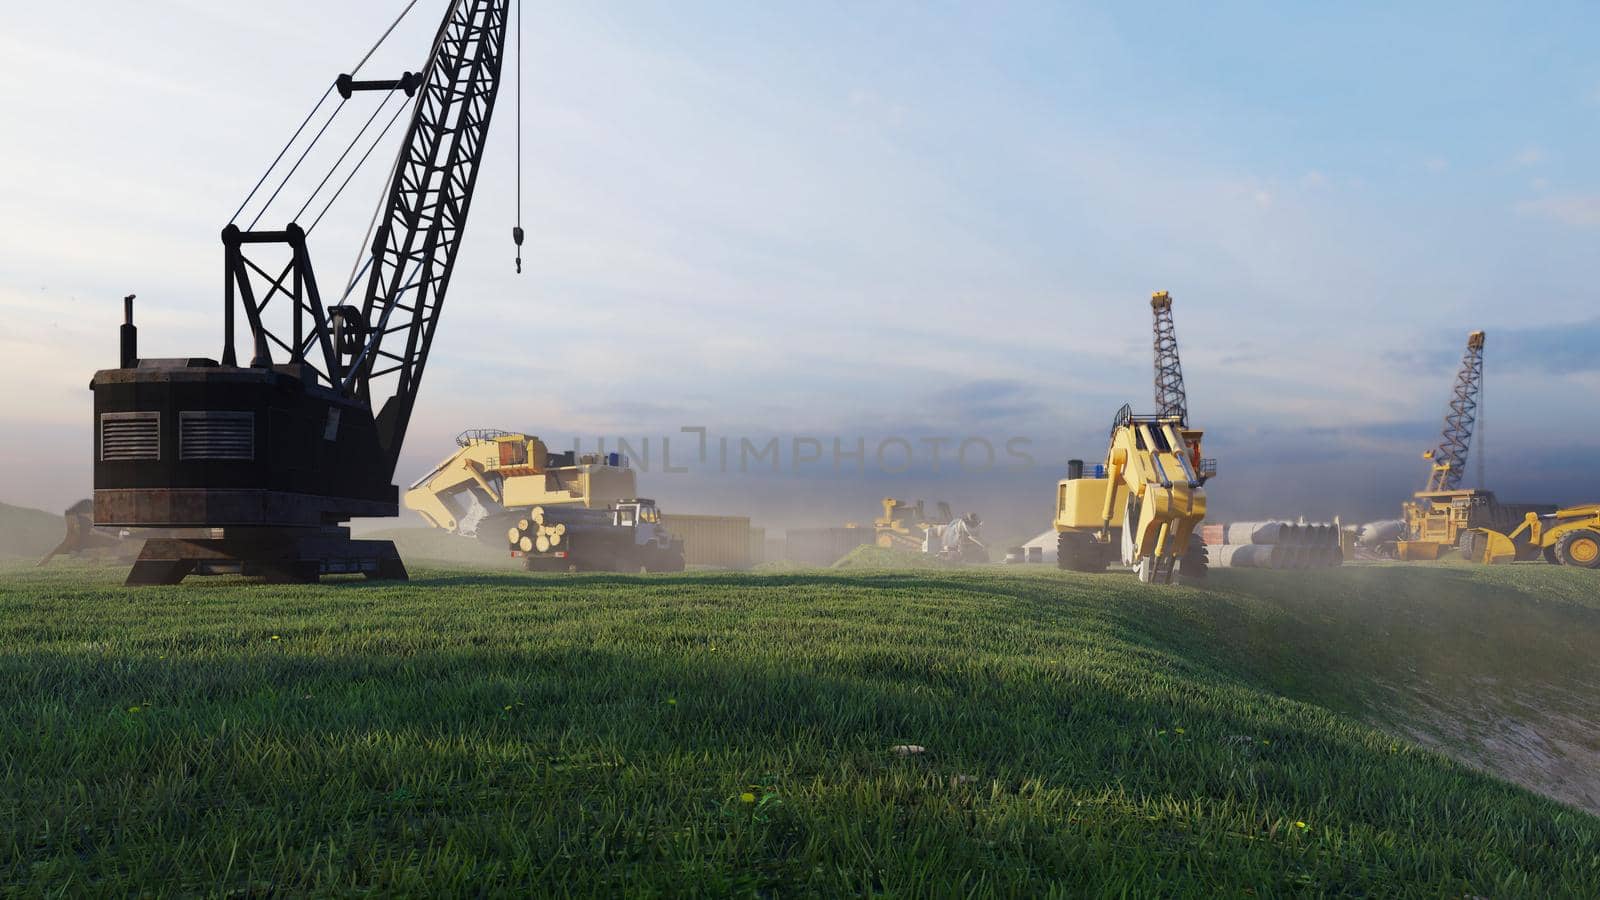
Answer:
2;561;1599;896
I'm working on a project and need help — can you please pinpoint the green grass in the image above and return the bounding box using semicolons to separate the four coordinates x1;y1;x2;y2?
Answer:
2;562;1599;896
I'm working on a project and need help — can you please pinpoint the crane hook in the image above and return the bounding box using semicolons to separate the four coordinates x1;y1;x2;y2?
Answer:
512;226;525;274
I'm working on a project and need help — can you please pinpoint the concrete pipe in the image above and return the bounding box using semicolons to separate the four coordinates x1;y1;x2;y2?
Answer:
1211;544;1242;567
1227;521;1290;545
1359;520;1406;547
1228;544;1279;568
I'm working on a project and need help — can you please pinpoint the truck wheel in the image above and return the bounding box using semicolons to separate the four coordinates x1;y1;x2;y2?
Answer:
649;548;686;573
1555;530;1600;569
1176;541;1209;581
1057;532;1103;572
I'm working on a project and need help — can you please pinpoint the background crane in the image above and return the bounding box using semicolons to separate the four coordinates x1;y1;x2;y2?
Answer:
1150;290;1188;425
1424;331;1485;492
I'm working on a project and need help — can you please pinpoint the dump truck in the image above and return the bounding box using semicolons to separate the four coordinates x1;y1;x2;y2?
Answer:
1459;505;1600;568
405;430;683;572
1055;405;1211;583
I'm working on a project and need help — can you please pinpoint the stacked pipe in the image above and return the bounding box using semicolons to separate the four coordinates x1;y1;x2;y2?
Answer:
1205;520;1343;569
506;505;613;553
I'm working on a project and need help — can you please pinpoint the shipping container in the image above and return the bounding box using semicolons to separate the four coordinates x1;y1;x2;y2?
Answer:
661;513;753;569
748;527;766;566
783;526;875;567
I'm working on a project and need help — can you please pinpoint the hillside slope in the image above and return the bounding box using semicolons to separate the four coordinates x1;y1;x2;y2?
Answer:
0;563;1596;895
0;500;64;560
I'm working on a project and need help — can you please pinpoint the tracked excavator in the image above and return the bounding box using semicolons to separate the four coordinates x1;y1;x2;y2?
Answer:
88;1;521;583
1054;292;1213;583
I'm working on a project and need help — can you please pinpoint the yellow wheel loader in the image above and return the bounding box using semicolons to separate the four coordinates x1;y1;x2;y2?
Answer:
1054;405;1211;584
1459;505;1600;568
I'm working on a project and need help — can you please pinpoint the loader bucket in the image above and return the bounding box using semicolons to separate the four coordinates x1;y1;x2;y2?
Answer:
1396;540;1442;561
1463;528;1518;565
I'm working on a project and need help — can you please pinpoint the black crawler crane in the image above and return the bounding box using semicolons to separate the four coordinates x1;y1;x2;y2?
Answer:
90;0;522;584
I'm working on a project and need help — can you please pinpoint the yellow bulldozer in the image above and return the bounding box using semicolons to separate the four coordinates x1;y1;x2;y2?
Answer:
872;498;953;549
1459;505;1600;568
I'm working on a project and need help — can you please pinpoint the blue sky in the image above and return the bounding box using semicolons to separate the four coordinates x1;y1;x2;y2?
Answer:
0;1;1597;532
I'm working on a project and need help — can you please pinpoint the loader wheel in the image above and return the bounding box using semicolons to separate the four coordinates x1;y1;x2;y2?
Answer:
1543;545;1561;566
1057;532;1103;572
1555;530;1600;569
1457;529;1486;564
1176;540;1209;581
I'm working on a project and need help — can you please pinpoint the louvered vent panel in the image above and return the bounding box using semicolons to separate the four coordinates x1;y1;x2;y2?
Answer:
180;411;254;461
100;412;160;461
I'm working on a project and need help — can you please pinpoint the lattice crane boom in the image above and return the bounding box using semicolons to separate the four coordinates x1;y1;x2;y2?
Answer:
352;0;510;476
1424;330;1486;492
1150;291;1188;425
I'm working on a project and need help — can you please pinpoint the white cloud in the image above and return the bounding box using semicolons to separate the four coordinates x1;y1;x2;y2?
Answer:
1517;194;1600;227
1512;145;1546;167
1424;157;1449;172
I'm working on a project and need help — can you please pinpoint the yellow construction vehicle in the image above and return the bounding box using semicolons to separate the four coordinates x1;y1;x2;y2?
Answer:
1053;291;1211;584
872;498;954;550
1055;404;1211;583
1460;506;1600;568
1396;331;1558;559
404;429;683;571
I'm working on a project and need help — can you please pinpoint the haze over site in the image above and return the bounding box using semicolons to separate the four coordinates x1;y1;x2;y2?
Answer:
1;1;1598;532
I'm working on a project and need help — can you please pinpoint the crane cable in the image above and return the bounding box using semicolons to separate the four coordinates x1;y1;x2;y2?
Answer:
341;3;456;304
229;83;335;227
229;0;424;229
512;0;525;274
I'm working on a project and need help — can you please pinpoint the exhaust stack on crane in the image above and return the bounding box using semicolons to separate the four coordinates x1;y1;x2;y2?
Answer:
1053;292;1214;584
88;0;518;584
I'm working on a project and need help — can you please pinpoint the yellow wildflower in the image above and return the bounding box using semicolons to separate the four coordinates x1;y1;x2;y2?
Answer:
739;792;756;804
